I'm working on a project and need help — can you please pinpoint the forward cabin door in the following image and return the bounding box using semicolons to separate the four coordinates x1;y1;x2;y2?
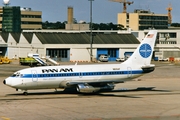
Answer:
79;72;83;78
31;70;38;82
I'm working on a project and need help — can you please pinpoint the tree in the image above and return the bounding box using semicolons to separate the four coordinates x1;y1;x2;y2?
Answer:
42;21;125;30
92;22;125;30
42;21;66;29
171;23;180;27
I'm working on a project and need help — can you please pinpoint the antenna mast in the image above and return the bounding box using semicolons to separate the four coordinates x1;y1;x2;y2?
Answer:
109;0;134;13
166;3;172;25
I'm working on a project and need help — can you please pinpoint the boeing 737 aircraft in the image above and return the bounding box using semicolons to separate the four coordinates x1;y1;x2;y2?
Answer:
3;30;158;95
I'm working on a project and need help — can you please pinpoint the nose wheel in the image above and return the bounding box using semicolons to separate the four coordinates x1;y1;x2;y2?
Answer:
23;91;28;96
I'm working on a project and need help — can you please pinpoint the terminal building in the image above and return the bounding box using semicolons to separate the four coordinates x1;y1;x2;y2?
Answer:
0;6;42;32
0;30;139;62
0;29;180;62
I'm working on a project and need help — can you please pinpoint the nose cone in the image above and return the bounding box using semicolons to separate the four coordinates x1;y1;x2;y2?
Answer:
3;80;6;84
3;78;12;86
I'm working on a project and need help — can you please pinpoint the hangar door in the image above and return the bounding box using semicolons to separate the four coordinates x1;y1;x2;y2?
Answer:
97;48;119;61
46;49;70;62
0;47;7;57
124;52;133;60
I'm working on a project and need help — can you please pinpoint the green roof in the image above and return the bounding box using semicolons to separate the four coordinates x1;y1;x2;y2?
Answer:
34;33;139;44
0;32;140;44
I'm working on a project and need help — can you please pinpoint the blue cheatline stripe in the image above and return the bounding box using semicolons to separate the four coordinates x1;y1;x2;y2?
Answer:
11;70;143;78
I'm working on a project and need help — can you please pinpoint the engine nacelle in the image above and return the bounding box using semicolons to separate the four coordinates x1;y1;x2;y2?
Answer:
76;83;114;93
76;84;100;93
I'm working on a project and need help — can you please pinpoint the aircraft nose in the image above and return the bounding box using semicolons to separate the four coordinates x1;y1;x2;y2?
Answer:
3;80;6;84
3;78;12;86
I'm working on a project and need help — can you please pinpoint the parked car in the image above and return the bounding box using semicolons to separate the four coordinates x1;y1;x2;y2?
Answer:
99;56;108;62
158;58;169;61
116;57;125;62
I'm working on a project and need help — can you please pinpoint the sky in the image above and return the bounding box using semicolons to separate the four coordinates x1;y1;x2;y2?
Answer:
6;0;180;23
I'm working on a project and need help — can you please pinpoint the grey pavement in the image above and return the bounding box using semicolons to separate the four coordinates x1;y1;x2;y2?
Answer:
0;60;180;120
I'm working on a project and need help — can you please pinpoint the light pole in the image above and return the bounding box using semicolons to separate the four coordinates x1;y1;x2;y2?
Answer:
89;0;94;62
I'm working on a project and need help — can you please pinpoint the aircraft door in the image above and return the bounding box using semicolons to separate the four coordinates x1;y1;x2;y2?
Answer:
127;67;132;78
31;70;38;82
79;72;83;78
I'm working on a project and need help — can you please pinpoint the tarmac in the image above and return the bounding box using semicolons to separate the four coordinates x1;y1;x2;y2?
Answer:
0;60;180;120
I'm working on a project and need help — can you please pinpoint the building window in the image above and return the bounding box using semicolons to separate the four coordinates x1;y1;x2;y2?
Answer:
21;15;41;18
160;41;177;44
46;49;69;60
138;15;168;30
160;33;168;38
108;49;117;57
160;33;176;38
132;32;139;37
169;33;176;38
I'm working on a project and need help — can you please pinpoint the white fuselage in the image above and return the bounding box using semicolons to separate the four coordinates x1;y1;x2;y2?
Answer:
5;63;143;90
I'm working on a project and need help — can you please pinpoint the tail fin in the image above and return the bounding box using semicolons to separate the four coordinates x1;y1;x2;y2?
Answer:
123;30;158;66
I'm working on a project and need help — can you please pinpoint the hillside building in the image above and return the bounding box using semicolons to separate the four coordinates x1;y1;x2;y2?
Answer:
118;9;168;31
0;6;42;32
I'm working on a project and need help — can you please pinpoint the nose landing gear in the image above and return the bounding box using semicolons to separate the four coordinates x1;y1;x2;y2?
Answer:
23;90;28;96
16;89;28;95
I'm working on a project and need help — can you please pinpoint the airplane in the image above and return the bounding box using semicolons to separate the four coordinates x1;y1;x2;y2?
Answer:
3;30;158;95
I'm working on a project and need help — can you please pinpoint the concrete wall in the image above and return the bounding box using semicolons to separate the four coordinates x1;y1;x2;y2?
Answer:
117;13;127;28
70;48;92;62
66;24;89;30
44;44;138;62
4;33;44;59
129;13;139;31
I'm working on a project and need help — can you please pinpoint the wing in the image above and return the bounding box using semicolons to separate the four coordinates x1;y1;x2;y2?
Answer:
66;80;124;87
61;80;124;93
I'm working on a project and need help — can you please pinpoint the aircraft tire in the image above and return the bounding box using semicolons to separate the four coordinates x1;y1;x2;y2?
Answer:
23;92;28;96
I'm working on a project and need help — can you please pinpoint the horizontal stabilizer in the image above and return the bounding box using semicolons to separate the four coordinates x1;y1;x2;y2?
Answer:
141;64;155;73
141;64;155;69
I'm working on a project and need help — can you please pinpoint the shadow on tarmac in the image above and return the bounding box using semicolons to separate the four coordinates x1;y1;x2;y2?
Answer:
6;87;172;99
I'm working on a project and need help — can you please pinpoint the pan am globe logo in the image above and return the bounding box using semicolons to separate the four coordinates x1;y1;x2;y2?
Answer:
139;43;152;58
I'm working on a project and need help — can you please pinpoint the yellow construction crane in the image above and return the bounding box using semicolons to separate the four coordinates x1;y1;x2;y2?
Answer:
109;0;134;13
166;3;172;25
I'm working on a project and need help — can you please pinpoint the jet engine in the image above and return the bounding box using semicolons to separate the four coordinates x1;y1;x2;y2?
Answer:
76;83;114;93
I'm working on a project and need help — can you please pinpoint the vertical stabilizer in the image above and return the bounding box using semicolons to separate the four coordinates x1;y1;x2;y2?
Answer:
123;30;157;67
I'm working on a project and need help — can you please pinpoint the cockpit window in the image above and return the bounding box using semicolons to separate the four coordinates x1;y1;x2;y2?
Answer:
11;74;16;77
11;72;21;77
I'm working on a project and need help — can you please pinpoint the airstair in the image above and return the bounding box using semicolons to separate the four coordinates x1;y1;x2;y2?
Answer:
28;54;59;66
33;56;47;66
46;56;59;65
28;53;47;66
